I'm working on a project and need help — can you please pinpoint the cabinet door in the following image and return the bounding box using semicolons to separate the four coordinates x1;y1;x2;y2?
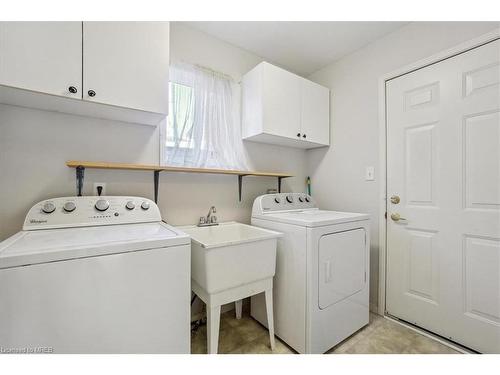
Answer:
0;22;82;98
262;62;301;139
83;22;169;114
300;79;330;145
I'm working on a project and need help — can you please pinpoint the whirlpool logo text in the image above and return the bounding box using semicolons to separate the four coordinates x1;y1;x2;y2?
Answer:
30;219;47;224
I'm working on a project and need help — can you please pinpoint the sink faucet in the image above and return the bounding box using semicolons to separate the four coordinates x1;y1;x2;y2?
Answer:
198;206;218;227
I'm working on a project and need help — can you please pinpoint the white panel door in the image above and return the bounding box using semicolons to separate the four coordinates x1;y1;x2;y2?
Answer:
301;78;330;145
0;22;82;98
83;22;169;114
262;62;302;139
386;39;500;353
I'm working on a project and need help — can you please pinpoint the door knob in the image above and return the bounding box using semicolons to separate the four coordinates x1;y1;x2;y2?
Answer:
303;134;307;138
390;213;407;222
390;195;400;204
68;86;78;94
88;90;96;97
297;133;301;137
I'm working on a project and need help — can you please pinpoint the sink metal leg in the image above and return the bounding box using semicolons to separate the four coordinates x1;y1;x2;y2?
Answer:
207;304;221;354
235;299;243;319
265;288;276;351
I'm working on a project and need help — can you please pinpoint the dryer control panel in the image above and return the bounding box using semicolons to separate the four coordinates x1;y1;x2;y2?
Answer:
23;196;161;230
252;193;317;215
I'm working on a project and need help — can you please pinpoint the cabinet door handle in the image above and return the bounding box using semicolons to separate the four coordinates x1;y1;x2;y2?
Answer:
297;133;301;137
303;134;307;138
88;90;96;97
68;86;78;94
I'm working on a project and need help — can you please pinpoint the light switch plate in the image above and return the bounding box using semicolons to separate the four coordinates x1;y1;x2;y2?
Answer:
365;167;375;181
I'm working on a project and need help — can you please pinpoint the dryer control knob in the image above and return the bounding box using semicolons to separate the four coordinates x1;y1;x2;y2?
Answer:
125;201;135;210
274;197;281;204
42;202;56;214
95;199;110;212
141;201;150;210
63;201;76;212
305;196;310;202
286;195;293;203
298;196;304;202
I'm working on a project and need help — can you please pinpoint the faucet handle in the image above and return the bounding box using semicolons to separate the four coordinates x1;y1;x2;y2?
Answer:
199;216;206;225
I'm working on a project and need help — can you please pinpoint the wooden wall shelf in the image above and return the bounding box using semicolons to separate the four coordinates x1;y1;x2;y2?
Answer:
66;161;293;202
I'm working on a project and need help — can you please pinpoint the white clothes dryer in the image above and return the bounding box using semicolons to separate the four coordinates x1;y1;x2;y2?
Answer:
251;193;370;353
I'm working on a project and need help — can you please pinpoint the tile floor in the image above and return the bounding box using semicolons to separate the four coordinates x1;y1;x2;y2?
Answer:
191;310;460;354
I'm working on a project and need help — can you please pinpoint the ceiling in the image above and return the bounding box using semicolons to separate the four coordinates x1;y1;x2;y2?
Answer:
181;21;408;76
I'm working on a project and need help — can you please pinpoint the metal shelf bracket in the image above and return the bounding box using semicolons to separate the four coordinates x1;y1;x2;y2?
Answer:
154;170;160;203
237;174;249;202
76;166;85;197
278;176;284;193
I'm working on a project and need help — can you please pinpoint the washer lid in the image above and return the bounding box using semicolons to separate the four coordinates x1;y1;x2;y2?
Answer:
254;210;369;227
0;222;190;269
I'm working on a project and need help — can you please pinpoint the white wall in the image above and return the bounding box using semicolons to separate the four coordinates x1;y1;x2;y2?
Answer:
0;23;308;241
307;21;499;311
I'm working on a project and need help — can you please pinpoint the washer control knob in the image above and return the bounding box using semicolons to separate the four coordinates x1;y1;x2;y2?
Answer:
286;195;293;203
125;201;135;210
141;201;150;210
274;196;281;204
305;196;310;202
63;201;76;212
42;202;56;214
95;199;110;212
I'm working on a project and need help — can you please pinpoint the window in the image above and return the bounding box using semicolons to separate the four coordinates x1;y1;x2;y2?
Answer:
166;82;195;149
161;63;249;170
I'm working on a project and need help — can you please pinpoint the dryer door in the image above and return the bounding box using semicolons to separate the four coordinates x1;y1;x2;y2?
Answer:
318;228;366;309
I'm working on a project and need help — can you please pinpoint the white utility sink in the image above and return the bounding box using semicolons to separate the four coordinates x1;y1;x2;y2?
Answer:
178;221;282;354
179;221;282;294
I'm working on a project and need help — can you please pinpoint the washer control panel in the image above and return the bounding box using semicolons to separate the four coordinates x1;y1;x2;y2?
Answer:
23;196;161;230
252;193;316;214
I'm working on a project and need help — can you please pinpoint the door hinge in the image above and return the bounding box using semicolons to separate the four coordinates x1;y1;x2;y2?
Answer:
385;211;387;219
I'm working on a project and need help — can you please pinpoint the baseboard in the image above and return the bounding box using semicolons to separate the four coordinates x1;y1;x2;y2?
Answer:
384;315;475;354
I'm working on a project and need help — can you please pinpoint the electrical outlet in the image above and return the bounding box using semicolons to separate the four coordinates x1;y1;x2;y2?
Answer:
93;182;106;196
365;167;375;181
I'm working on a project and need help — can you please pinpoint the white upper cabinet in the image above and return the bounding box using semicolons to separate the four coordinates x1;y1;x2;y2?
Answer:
261;63;302;139
82;22;169;114
300;78;330;146
0;22;169;126
242;62;330;149
0;22;82;98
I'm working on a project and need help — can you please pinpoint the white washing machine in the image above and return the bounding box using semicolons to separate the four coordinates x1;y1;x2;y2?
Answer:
251;193;370;354
0;196;191;353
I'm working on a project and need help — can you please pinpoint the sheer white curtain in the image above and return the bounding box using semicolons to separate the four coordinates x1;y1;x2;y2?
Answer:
163;63;249;170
